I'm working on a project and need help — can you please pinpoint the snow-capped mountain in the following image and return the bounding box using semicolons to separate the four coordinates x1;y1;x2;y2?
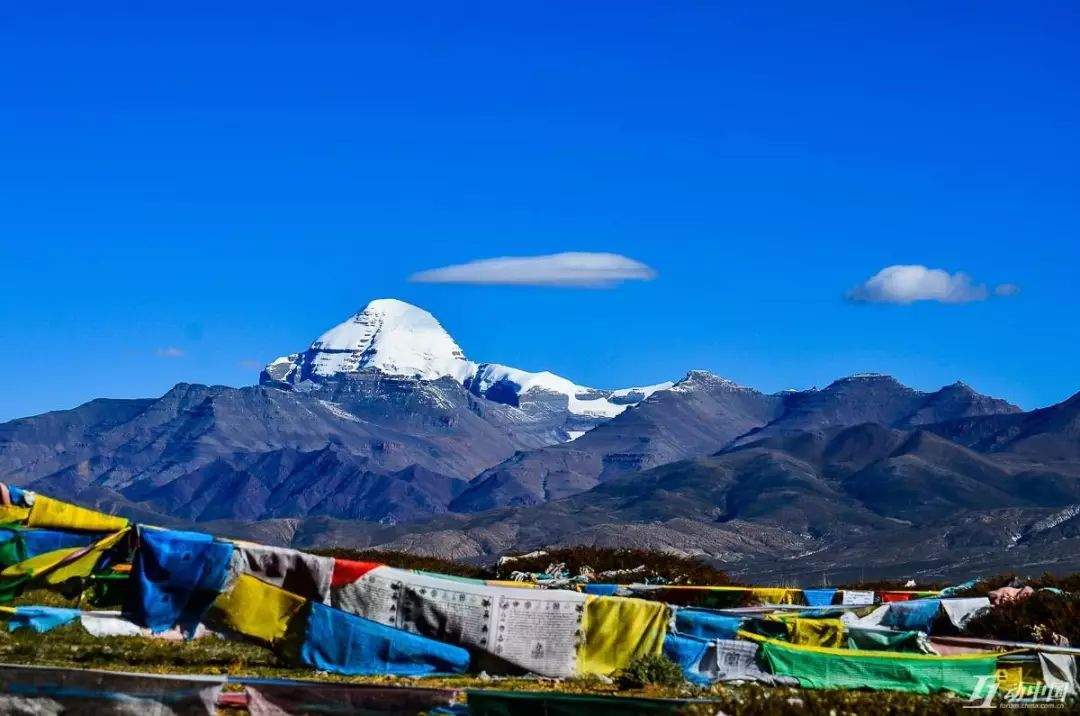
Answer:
261;298;672;431
3;294;1057;579
263;299;474;384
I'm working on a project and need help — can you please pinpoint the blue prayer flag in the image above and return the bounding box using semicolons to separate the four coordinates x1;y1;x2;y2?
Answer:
879;598;942;632
662;632;714;685
299;602;469;676
674;608;743;640
8;606;80;633
802;588;837;607
127;527;234;634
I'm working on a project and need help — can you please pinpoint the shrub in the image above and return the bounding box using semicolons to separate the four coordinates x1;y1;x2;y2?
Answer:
949;571;1080;598
963;590;1080;644
487;547;733;585
615;654;686;688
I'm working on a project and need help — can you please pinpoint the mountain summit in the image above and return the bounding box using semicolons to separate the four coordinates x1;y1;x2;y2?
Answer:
261;298;671;425
263;299;474;384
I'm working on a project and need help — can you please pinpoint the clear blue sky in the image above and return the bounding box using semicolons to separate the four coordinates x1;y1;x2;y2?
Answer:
1;2;1078;421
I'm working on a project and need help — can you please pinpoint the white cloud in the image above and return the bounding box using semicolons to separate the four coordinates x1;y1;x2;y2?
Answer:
155;346;185;358
238;359;263;370
409;252;657;288
847;265;1000;304
994;283;1020;297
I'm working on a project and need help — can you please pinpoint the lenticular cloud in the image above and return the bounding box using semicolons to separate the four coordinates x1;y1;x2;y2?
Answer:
409;252;657;288
847;265;999;304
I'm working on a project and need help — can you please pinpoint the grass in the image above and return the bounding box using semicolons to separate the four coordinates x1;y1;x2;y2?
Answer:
0;625;982;715
0;623;275;675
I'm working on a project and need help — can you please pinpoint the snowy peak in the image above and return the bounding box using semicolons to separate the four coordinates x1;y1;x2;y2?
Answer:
671;370;748;393
829;373;906;388
263;299;475;385
260;299;671;428
308;299;473;382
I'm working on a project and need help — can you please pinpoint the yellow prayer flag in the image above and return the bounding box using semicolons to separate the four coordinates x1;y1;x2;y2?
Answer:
45;530;129;585
996;665;1023;691
1;528;128;583
576;596;670;676
786;617;846;648
27;496;129;532
485;579;537;589
206;573;307;647
749;587;801;605
0;506;30;524
0;547;82;579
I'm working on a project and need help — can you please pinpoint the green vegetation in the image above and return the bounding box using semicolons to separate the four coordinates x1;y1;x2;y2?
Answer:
0;625;977;714
963;590;1080;644
615;655;686;688
929;572;1080;644
0;623;274;675
11;588;76;608
952;571;1080;596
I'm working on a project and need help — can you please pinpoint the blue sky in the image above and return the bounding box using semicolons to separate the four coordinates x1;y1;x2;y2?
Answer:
1;2;1078;421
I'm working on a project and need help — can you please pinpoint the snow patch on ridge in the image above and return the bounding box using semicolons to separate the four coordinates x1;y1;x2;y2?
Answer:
470;363;672;418
610;383;674;400
318;400;361;423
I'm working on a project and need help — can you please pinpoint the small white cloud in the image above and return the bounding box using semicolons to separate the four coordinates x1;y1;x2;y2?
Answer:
238;359;263;370
994;283;1020;297
155;346;185;358
847;265;995;304
409;252;657;288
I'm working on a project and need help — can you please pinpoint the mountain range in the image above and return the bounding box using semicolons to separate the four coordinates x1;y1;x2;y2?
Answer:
2;298;1078;582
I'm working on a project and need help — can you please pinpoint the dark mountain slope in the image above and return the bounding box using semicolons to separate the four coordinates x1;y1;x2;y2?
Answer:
733;374;1020;446
0;377;564;523
0;385;212;485
230;411;1080;584
927;391;1080;460
449;371;783;512
454;374;1023;512
841;430;1034;521
121;446;466;524
900;381;1021;427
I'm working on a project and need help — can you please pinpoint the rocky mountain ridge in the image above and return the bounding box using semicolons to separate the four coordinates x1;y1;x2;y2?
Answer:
3;298;1074;581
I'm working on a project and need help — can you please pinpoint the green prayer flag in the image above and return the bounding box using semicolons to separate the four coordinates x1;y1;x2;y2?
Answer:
759;638;996;695
0;536;25;568
846;627;933;653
